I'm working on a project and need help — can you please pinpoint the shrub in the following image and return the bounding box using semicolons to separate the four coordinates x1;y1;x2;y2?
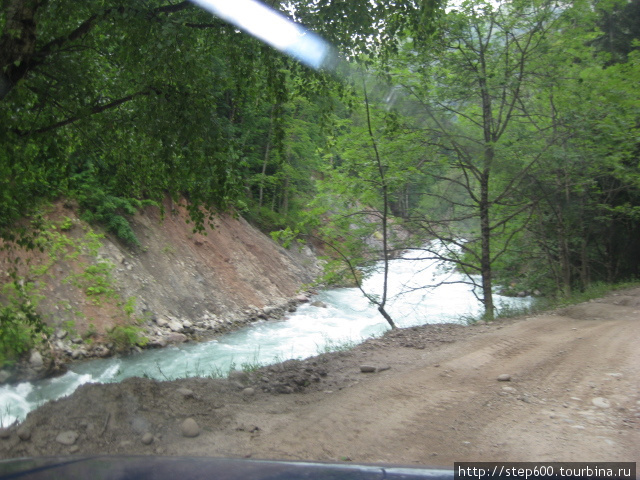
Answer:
0;281;48;367
107;325;148;351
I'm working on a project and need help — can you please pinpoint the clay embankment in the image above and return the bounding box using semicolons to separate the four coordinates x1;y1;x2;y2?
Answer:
0;199;321;383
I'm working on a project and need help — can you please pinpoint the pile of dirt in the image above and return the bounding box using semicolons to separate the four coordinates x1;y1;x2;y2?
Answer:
1;289;638;466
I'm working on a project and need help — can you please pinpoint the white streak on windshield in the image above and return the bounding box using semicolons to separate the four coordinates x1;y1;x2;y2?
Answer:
189;0;333;70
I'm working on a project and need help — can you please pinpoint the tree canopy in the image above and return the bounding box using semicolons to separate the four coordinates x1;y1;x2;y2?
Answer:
1;0;639;322
0;0;429;243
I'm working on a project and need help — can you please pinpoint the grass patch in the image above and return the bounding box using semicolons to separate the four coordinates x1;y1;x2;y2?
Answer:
106;325;148;351
463;280;640;324
315;335;360;355
240;347;263;373
548;281;640;307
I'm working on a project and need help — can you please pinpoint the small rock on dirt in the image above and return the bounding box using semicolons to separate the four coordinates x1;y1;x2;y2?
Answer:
592;397;611;408
180;418;200;438
497;374;511;382
242;387;255;397
56;431;78;446
228;370;249;383
276;385;294;394
141;433;154;445
360;365;377;373
177;388;194;398
0;428;11;439
17;426;31;441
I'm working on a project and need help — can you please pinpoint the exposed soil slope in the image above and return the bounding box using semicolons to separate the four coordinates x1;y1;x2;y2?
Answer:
108;198;321;322
2;288;638;466
0;199;321;381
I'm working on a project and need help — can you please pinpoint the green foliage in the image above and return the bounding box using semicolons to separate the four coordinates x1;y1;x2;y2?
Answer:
61;320;77;338
0;0;435;249
315;335;359;354
30;217;103;274
3;0;412;239
0;279;49;367
58;217;74;231
106;325;148;352
69;167;148;247
66;261;117;301
121;297;137;318
270;227;302;249
84;322;98;340
240;348;263;373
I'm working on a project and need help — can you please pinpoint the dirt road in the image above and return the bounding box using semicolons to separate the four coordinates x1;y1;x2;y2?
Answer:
2;288;639;466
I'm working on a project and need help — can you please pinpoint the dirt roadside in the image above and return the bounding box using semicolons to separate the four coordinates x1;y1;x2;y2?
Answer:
1;288;638;467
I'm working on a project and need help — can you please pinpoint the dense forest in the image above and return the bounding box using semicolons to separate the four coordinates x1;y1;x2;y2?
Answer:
1;0;639;354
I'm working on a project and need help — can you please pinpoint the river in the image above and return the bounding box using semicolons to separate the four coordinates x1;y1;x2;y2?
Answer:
0;246;532;425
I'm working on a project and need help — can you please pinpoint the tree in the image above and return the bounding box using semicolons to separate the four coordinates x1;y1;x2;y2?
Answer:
1;1;274;238
0;0;433;243
385;0;567;317
309;102;390;325
518;42;640;293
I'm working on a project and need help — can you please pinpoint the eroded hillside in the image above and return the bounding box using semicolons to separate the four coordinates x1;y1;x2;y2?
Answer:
0;199;321;382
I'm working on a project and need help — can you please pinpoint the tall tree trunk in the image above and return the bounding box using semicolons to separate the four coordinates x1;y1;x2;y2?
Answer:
258;106;275;208
478;44;495;319
364;75;396;329
479;167;494;319
558;169;572;296
579;195;590;290
558;218;572;296
0;0;41;100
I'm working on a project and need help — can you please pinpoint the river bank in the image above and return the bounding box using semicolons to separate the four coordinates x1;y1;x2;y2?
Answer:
3;290;318;386
1;287;638;465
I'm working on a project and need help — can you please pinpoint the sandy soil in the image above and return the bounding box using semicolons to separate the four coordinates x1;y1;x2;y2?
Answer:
1;288;639;467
